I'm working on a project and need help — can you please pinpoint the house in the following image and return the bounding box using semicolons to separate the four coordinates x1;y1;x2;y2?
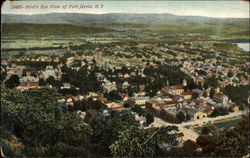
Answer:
121;94;129;101
84;109;99;122
106;102;124;111
218;81;229;88
135;91;146;97
204;107;214;116
61;83;71;89
128;96;150;105
45;65;54;71
18;76;40;89
102;80;117;92
206;98;218;107
74;95;84;101
207;71;213;78
160;107;179;123
192;89;204;97
182;91;193;100
229;105;239;112
213;93;229;105
194;77;205;85
140;84;146;89
122;81;130;89
6;66;24;77
130;72;137;77
133;112;146;125
165;101;179;107
40;71;56;80
183;139;202;153
146;100;166;109
185;108;207;120
124;73;130;78
65;97;74;106
193;99;207;107
77;110;86;119
163;85;184;95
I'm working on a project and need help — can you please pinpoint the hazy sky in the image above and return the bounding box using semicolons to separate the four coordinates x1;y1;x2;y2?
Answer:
2;0;249;18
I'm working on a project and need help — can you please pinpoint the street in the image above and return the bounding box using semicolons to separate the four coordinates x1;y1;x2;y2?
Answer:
147;111;244;141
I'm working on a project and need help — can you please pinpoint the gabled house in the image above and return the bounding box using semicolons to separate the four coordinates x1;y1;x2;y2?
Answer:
192;89;204;97
184;108;207;120
213;93;229;105
229;105;239;112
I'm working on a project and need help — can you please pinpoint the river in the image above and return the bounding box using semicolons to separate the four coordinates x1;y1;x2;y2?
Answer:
235;43;250;52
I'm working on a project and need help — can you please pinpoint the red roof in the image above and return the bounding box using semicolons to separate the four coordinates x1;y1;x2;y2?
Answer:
140;85;146;89
182;91;193;95
214;93;224;99
205;108;214;115
171;85;184;90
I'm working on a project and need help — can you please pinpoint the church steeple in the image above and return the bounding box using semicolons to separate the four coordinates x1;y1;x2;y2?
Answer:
166;80;169;86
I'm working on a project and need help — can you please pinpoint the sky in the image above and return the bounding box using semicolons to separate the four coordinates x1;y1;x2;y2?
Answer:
2;0;249;18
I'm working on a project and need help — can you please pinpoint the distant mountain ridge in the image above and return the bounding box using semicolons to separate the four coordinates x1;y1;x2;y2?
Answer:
2;13;249;24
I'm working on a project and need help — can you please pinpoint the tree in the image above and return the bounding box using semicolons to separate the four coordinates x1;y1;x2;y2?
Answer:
201;127;211;135
196;135;217;153
192;93;199;99
110;126;179;157
146;113;154;125
176;111;186;122
197;114;250;157
210;107;229;117
39;78;46;86
123;103;130;108
89;112;139;157
211;114;249;157
1;85;92;157
203;82;209;90
132;106;147;116
209;88;215;98
186;114;191;121
203;92;208;98
227;71;233;78
4;75;20;89
206;77;218;88
239;104;246;111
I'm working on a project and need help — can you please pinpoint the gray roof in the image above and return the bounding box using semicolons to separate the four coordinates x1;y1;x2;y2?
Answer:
42;71;56;79
184;107;198;116
192;89;203;93
20;76;39;82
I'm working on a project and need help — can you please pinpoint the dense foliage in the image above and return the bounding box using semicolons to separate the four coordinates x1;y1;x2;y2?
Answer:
1;84;179;157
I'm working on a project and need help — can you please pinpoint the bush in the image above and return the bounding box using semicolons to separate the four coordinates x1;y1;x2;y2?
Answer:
146;113;154;125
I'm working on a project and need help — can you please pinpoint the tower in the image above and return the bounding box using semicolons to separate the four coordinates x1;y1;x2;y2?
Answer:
216;87;220;93
166;80;169;86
